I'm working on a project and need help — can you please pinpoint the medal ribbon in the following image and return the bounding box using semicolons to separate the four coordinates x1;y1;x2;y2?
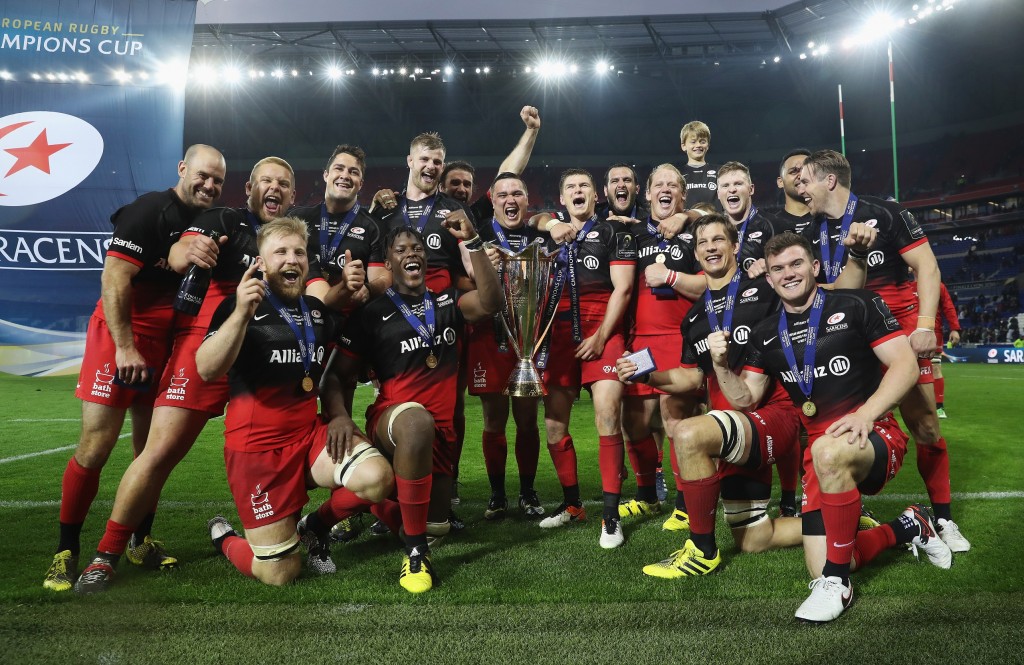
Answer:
777;287;827;406
703;269;743;334
263;286;315;380
536;215;597;368
244;209;262;235
319;202;360;270
646;216;676;296
401;195;437;234
819;193;859;283
385;287;436;360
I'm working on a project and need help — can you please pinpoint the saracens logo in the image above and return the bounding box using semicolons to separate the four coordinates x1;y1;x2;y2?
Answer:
0;111;103;206
827;312;846;325
742;287;758;297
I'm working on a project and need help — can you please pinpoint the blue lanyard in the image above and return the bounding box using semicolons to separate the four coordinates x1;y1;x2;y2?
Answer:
385;287;435;355
537;215;597;367
703;270;743;334
319;202;360;269
262;287;315;378
401;195;436;234
244;209;262;235
778;287;827;403
646;216;669;252
736;205;756;258
819;193;859;283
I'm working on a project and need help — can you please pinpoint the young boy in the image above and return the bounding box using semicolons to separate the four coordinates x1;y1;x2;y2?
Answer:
679;120;719;209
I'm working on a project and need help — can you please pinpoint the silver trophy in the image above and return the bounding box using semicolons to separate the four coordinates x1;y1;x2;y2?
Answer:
490;241;561;397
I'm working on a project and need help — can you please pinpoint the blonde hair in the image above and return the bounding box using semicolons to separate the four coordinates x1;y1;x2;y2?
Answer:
680;120;710;144
249;156;295;184
646;163;687;191
256;216;308;251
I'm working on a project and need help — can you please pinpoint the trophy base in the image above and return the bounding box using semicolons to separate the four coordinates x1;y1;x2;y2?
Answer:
504;359;547;397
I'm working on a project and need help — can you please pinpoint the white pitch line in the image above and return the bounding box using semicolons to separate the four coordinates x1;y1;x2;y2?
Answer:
0;432;131;464
0;491;1021;510
9;418;79;422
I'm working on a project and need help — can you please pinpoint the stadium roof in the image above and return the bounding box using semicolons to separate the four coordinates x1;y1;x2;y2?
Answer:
192;0;881;73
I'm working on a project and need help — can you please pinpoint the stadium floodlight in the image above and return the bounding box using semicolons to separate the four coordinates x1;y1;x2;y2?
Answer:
524;65;532;73
46;72;56;81
475;67;481;74
258;70;266;78
372;67;380;76
327;65;342;79
31;72;41;80
444;65;454;75
113;69;132;83
818;44;830;55
483;66;490;74
75;71;88;82
595;59;608;74
271;68;283;78
399;67;407;75
799;53;807;60
773;55;781;63
864;11;896;37
569;63;578;74
808;41;816;48
0;70;12;80
290;69;298;77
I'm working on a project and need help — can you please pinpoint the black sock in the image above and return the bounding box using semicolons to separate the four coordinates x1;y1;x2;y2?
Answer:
937;401;944;409
602;492;620;521
304;511;329;536
675;493;688;513
889;512;920;545
404;533;429;555
57;522;84;556
781;490;797;510
133;512;156;541
488;474;506;498
636;485;657;504
563;484;581;505
690;532;717;558
932;502;952;522
821;560;850;586
92;551;120;568
519;475;536;495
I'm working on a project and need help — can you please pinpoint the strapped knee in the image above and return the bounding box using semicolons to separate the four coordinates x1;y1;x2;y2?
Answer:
707;410;748;464
250;533;301;562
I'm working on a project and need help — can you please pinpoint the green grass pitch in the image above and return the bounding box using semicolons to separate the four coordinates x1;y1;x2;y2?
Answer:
1;363;1022;663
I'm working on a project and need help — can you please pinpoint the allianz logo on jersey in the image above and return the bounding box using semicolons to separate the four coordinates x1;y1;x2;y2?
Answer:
693;326;751;354
780;355;851;383
269;346;326;364
399;326;457;354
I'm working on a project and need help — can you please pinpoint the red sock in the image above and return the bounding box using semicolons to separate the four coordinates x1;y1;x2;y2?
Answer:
681;475;721;536
395;474;432;538
656;439;664;466
60;457;101;524
548;435;578;488
917;439;952;504
776;437;801;493
97;519;134;556
935;376;945;405
316;487;373;527
852;524;896;570
668;437;685;492
370;499;403;533
820;488;862;568
222;535;254;578
598;434;625;494
625;435;659;488
514;429;540;477
481;431;508;477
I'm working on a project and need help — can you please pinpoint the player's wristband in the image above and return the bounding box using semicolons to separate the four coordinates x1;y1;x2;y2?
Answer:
848;248;868;261
464;235;484;252
913;327;934;334
543;218;567;232
665;270;678;288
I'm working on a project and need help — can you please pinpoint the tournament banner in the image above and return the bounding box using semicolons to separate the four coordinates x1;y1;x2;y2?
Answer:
945;346;1024;365
0;0;196;376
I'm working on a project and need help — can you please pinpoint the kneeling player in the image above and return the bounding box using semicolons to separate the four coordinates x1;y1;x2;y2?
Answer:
713;233;953;622
333;221;502;593
197;218;393;587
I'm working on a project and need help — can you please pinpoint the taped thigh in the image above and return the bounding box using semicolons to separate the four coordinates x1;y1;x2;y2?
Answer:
250;533;301;562
386;402;428;446
707;409;748;464
333;441;385;486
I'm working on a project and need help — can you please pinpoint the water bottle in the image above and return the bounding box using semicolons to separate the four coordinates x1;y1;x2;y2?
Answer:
173;230;220;316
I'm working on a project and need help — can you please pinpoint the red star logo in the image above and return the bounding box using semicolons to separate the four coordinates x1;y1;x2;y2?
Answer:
4;128;72;178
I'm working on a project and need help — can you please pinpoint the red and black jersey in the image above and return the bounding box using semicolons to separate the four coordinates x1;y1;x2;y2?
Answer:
370;191;468;292
938;282;960;334
468;194;494;225
768;208;813;236
207;294;338;452
801;195;928;302
681;163;721;208
628;218;698;336
550;211;637;321
477;218;546;253
98;189;204;334
289;203;383;283
340;287;465;427
680;277;782;411
183;207;324;287
743;289;905;436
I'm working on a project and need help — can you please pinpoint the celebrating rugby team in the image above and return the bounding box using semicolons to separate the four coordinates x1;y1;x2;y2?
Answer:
42;107;972;623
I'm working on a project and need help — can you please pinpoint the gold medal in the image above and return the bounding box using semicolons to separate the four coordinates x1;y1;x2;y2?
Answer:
301;375;314;392
802;400;817;417
426;353;438;369
655;253;666;264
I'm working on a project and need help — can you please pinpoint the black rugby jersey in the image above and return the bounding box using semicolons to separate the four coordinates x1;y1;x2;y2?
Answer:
800;195;927;293
628;218;697;336
106;189;200;287
596;199;650;222
743;289;904;433
733;212;777;274
768;208;813;236
207;294;338;451
551;211;637;321
289;203;383;280
681;163;721;208
680;277;780;411
370;191;468;291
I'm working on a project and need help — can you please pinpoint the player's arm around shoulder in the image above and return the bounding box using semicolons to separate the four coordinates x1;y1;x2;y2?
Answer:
196;263;264;381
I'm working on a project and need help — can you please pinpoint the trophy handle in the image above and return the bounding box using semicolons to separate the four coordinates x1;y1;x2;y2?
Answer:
497;312;523;358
